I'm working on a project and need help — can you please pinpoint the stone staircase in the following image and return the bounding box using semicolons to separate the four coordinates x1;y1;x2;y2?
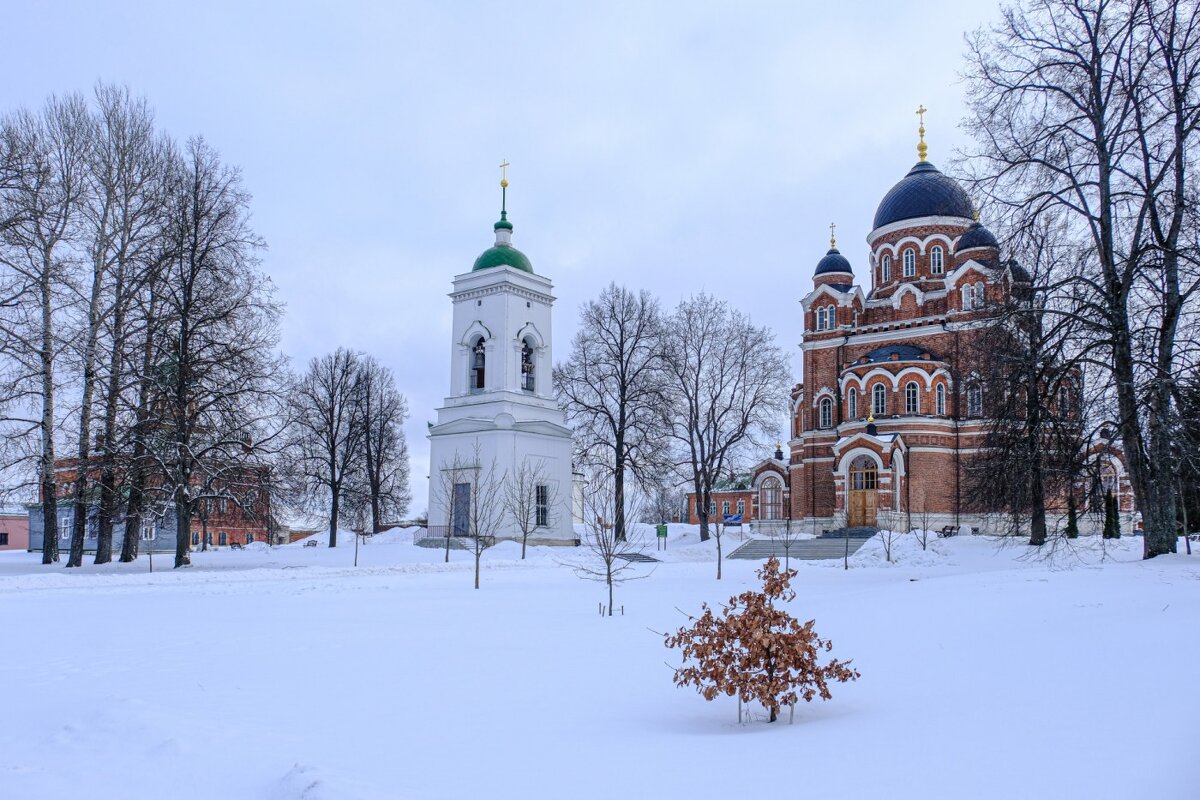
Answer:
728;528;877;561
415;536;470;550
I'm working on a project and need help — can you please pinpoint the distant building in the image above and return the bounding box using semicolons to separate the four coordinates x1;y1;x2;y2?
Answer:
685;446;789;528
0;510;29;551
26;458;272;553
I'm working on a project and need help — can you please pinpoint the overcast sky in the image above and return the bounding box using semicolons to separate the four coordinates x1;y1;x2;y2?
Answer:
2;0;999;515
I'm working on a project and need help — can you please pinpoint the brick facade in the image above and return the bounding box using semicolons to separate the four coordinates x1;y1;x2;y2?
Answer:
788;162;1134;532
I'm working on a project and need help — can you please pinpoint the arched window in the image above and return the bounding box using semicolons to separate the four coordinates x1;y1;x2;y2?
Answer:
905;381;920;415
815;307;826;331
521;338;536;392
930;245;944;274
974;282;985;308
722;500;730;517
1058;384;1071;418
219;531;228;546
903;249;916;277
847;387;858;420
872;383;887;416
826;305;836;328
849;455;878;490
736;499;745;517
936;383;946;415
882;254;892;281
760;476;783;520
470;336;486;392
818;397;833;429
967;383;983;417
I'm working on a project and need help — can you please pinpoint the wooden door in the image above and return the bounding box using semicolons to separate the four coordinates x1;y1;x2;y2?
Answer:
848;457;879;527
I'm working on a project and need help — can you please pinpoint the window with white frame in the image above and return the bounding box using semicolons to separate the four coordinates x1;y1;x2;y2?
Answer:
736;499;745;516
903;249;916;277
974;282;985;308
905;381;920;415
815;307;825;331
219;531;228;546
936;383;946;415
818;396;833;429
967;384;983;417
722;500;730;517
961;285;974;309
882;254;892;281
930;245;944;274
826;305;836;328
872;384;887;416
847;387;858;420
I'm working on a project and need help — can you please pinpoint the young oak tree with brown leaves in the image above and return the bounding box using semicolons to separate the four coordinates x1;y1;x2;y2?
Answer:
664;557;859;723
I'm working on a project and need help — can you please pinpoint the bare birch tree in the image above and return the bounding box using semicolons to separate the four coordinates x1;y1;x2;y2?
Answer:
0;94;90;564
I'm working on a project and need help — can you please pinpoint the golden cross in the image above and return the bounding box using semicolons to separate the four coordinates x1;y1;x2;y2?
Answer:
829;222;837;248
499;159;510;187
915;105;928;161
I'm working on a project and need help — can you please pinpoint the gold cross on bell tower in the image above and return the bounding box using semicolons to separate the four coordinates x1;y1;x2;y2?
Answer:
829;222;837;249
499;159;510;188
916;105;928;162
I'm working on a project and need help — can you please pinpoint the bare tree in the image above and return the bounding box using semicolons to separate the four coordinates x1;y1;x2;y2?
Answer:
431;441;505;589
289;348;363;549
502;456;558;559
663;292;791;578
0;94;90;564
962;0;1200;558
353;355;411;533
571;469;651;616
87;85;172;565
150;137;282;568
960;222;1091;546
555;283;670;541
767;517;804;570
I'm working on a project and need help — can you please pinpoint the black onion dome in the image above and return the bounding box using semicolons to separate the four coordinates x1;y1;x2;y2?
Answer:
873;161;974;230
957;221;1000;252
815;247;853;276
1007;260;1031;283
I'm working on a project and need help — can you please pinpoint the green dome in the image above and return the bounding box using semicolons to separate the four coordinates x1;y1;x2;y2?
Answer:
473;243;533;273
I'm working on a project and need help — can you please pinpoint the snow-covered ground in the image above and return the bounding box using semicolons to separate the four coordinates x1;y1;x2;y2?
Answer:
0;527;1195;799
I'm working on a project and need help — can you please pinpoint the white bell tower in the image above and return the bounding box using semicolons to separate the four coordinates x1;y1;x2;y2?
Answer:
426;165;577;545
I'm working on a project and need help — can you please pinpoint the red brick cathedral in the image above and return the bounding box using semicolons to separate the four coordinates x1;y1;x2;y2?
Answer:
685;120;1134;533
788;144;1017;530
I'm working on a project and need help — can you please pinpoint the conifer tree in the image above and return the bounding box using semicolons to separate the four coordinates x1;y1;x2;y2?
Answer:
1103;490;1121;539
1065;494;1079;539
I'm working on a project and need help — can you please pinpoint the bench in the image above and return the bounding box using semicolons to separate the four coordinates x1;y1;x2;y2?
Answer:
303;540;319;548
229;542;243;550
938;525;959;538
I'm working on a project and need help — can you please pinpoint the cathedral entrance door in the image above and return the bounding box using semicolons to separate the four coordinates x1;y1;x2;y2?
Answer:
848;456;878;528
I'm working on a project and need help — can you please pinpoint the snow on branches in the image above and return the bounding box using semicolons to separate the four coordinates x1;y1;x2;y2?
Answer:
664;557;859;723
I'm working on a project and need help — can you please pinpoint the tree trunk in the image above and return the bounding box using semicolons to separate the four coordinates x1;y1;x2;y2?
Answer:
329;489;339;548
174;488;192;568
716;531;722;580
614;431;626;541
474;552;481;590
39;253;58;564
